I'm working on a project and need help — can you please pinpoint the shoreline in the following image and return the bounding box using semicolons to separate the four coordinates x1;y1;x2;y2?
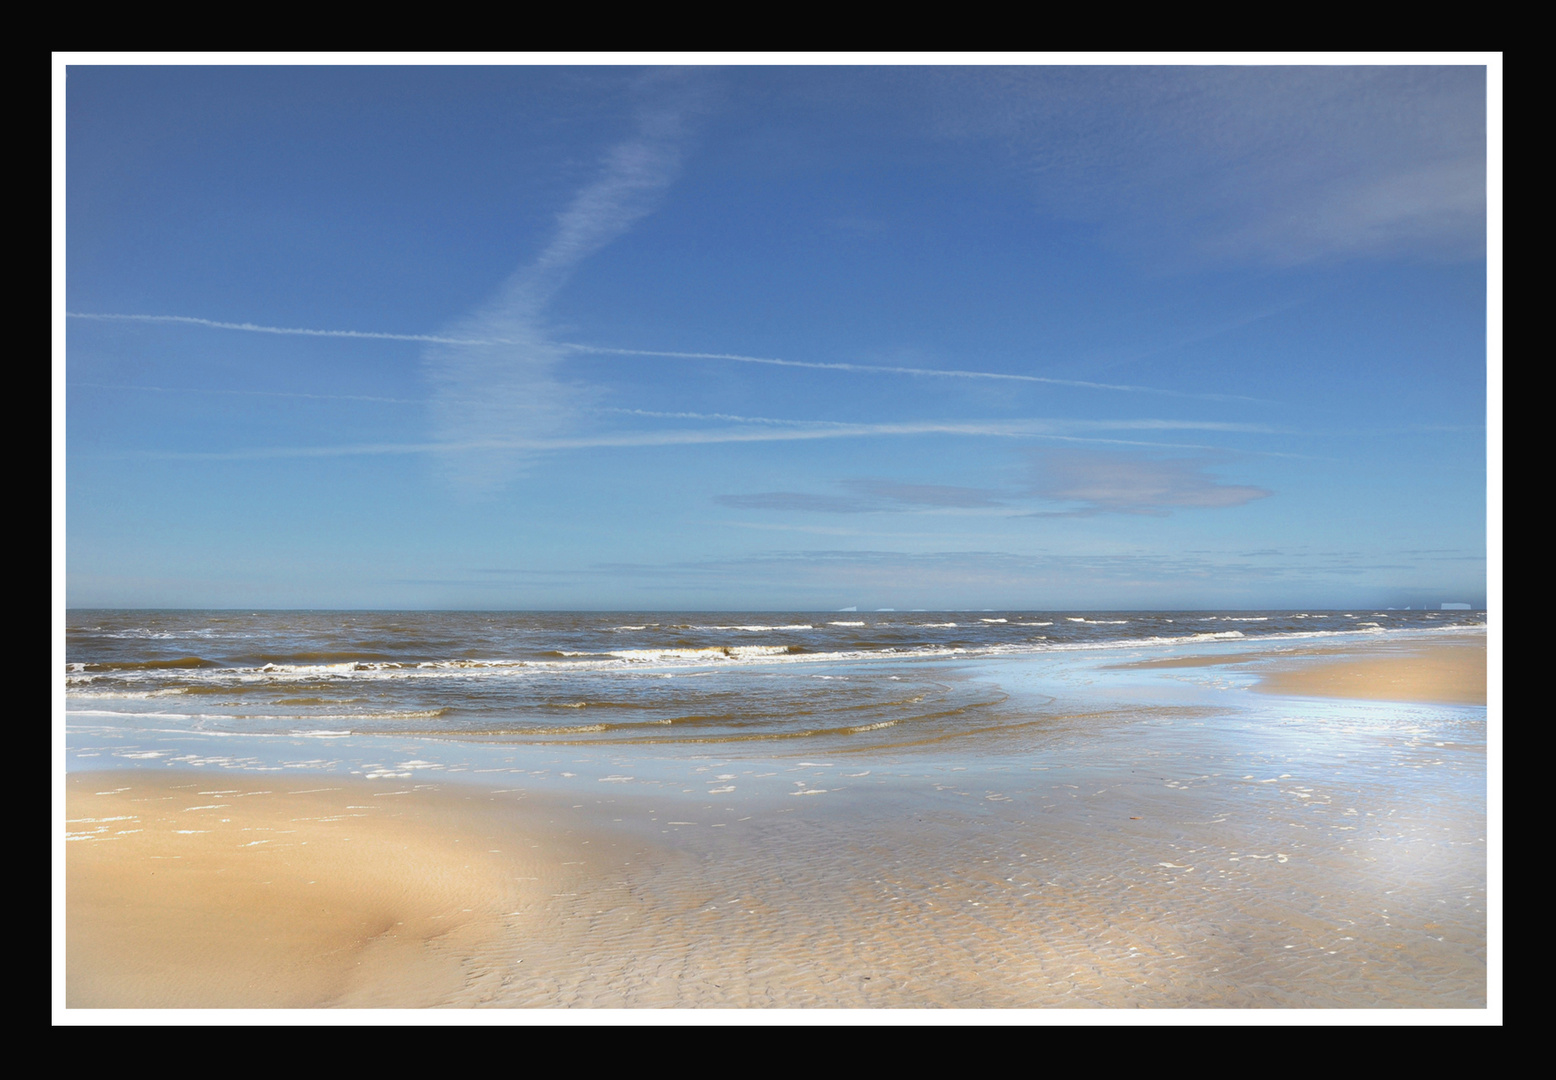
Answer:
64;632;1489;1011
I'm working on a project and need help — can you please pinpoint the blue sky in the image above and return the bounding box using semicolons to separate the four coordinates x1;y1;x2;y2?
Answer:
60;61;1495;610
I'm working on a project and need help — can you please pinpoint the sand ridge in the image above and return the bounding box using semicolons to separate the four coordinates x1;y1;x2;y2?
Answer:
1114;636;1487;706
1255;638;1486;705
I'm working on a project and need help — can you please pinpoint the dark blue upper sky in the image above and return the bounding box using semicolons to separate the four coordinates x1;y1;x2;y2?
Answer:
62;61;1493;609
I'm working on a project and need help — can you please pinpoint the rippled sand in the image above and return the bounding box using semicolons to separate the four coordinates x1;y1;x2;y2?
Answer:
64;636;1489;1011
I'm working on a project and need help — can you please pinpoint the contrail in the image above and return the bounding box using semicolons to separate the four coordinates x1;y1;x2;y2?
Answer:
67;311;1257;403
67;311;489;346
69;381;419;405
559;343;1263;403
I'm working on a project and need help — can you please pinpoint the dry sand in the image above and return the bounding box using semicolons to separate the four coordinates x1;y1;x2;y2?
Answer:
1255;638;1487;705
1119;636;1487;706
65;774;581;1008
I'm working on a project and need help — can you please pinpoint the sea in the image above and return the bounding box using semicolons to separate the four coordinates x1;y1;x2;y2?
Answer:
65;607;1485;754
63;608;1491;1008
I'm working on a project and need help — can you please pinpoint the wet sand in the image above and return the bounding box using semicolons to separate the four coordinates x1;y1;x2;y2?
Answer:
66;746;1487;1009
64;635;1488;1011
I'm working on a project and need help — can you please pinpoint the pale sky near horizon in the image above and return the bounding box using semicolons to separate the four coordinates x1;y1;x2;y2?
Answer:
60;61;1495;610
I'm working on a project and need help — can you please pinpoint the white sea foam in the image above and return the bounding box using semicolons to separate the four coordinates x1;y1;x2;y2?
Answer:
1020;630;1247;652
608;645;797;662
67;621;1485;713
67;613;1486;762
844;720;900;733
690;624;814;632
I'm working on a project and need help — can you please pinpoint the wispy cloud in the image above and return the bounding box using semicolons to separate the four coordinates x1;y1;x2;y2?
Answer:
712;453;1277;520
718;479;1005;515
1023;449;1272;516
843;479;1005;508
929;66;1486;266
119;417;1288;462
422;75;698;493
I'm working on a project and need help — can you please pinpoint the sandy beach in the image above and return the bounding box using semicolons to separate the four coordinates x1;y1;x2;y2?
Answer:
1118;635;1488;706
64;633;1489;1011
1255;639;1487;705
65;775;595;1008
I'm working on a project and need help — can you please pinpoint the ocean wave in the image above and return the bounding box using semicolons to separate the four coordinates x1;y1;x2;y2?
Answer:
608;645;806;662
67;622;1486;692
687;624;816;632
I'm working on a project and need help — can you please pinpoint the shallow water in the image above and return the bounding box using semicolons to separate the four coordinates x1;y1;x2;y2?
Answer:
66;608;1482;749
436;690;1485;1008
63;610;1489;1009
